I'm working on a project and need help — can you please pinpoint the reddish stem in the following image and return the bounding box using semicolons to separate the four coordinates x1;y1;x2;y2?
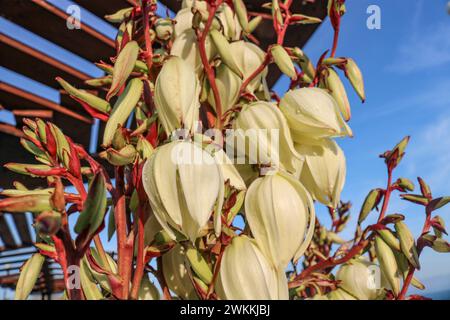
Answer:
398;207;433;299
378;168;393;223
141;0;154;72
130;205;146;299
114;167;133;299
330;27;340;57
197;1;223;128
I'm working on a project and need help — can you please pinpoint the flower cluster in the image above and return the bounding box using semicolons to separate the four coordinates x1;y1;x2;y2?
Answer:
2;0;449;301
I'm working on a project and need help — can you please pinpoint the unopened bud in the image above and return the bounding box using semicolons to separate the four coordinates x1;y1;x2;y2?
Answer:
271;45;297;80
345;58;365;102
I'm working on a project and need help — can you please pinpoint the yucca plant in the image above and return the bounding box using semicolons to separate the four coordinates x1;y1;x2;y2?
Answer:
2;0;449;300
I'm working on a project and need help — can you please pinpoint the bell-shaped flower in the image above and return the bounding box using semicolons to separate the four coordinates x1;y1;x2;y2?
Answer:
245;172;316;268
336;258;390;300
215;235;288;300
229;41;267;93
171;29;215;75
154;56;200;137
142;141;224;241
162;244;198;300
279;87;352;142
295;138;346;208
232;101;301;173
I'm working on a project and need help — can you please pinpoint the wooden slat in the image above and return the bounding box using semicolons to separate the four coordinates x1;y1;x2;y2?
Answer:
0;82;92;123
11;213;33;246
0;33;91;89
0;214;17;249
0;0;115;62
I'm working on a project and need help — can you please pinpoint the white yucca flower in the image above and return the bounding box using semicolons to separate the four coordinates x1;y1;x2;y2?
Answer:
295;138;346;208
245;172;316;268
336;258;385;300
215;236;289;300
230;41;267;93
142;141;224;241
280;87;352;142
232;101;301;173
154;56;200;137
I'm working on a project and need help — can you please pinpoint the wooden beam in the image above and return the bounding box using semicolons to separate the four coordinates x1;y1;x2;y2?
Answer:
0;33;91;89
0;82;92;124
0;0;115;62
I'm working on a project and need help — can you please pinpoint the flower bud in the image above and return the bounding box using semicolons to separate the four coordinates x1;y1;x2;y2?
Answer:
209;29;242;77
292;48;316;82
279;88;352;142
377;228;401;252
296;139;346;208
154;57;201;137
270;45;297;80
35;210;61;236
15;253;45;300
358;188;383;224
336;258;385;300
216;3;242;40
215;236;289;300
322;68;351;121
232;0;249;32
155;18;174;41
104;145;137;166
245;172;315;268
374;236;401;296
395;221;420;269
232;101;301;173
142;141;224;241
162;244;198;300
345;58;365;102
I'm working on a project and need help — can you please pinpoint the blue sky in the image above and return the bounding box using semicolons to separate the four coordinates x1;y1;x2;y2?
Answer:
0;0;449;298
279;0;450;293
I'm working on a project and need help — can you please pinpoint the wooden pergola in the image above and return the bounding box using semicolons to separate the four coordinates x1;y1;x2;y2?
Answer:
0;0;327;298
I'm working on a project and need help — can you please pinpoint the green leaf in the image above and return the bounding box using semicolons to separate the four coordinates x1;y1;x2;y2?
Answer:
429;196;450;211
74;173;107;236
80;258;104;300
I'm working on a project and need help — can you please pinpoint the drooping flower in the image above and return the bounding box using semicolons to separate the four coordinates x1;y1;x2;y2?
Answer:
279;87;352;142
295;138;346;208
232;101;301;173
245;172;315;268
142;141;224;241
215;235;289;300
336;258;385;300
154;56;201;137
